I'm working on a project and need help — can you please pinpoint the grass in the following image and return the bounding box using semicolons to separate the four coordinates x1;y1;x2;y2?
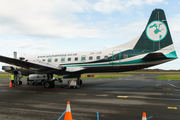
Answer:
81;74;131;79
81;73;132;79
53;73;132;79
156;75;180;80
1;71;180;80
0;75;11;78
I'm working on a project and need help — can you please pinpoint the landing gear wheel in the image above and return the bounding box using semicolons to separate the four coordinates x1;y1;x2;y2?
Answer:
27;82;29;85
44;81;51;88
32;82;35;85
44;81;55;88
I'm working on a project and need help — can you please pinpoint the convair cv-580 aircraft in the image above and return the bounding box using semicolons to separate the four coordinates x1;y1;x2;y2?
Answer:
1;9;178;88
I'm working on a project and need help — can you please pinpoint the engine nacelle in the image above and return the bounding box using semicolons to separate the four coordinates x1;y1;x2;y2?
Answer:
2;66;34;76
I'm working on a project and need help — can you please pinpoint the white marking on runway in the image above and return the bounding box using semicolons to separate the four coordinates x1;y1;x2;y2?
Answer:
1;90;8;92
58;93;68;95
156;84;162;88
14;90;22;92
96;94;108;97
77;94;86;96
167;83;180;88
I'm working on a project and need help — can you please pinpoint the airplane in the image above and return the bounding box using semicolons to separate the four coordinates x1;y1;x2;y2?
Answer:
0;8;178;88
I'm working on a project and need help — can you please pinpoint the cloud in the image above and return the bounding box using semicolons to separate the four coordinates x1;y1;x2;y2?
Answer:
93;0;164;13
164;2;169;4
0;0;100;38
32;45;50;50
0;0;165;39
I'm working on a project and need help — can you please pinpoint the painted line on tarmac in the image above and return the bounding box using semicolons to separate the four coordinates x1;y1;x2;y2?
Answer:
166;93;172;95
14;90;22;93
58;93;68;95
76;94;86;96
161;81;180;88
0;79;10;84
0;84;9;87
96;94;108;97
43;92;51;94
117;96;128;98
28;91;36;94
1;90;8;92
167;83;180;88
167;107;177;109
117;95;180;101
156;84;162;88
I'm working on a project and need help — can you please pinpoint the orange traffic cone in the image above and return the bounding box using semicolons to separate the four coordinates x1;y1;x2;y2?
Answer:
64;101;72;120
9;80;13;87
142;112;147;120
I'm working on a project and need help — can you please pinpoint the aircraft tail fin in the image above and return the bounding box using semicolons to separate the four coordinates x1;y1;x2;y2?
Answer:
134;9;175;52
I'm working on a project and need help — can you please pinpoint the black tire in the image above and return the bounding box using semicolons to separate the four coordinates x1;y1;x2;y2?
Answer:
80;79;82;85
44;81;51;88
27;82;29;85
32;82;35;85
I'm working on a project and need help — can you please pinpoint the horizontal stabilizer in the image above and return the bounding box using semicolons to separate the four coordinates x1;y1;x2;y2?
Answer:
142;53;166;60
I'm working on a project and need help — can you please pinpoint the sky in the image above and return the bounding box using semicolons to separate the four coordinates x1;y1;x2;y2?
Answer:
0;0;180;70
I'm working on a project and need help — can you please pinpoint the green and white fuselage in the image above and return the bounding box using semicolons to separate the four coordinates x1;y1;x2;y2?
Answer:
24;9;177;74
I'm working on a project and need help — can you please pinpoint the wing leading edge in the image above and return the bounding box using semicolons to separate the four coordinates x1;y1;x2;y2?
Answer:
0;55;66;73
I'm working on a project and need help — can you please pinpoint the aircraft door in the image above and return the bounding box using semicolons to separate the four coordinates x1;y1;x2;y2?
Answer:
112;50;121;66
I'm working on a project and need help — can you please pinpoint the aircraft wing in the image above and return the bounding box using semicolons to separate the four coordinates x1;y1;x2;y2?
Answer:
0;55;66;73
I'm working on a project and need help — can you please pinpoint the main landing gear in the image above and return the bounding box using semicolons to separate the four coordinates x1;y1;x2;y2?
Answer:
44;81;55;88
43;74;55;88
43;74;83;89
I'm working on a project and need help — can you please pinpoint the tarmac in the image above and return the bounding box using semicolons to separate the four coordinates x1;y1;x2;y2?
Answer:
0;73;180;120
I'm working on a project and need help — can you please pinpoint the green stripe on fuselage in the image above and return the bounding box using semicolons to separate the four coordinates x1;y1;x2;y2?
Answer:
64;51;175;68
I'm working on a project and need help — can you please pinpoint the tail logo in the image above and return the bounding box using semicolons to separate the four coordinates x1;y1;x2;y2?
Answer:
146;20;167;42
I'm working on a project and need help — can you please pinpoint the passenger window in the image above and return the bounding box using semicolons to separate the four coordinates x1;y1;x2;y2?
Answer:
81;55;86;62
47;58;51;62
42;59;45;61
97;56;100;60
68;58;71;61
104;56;108;59
89;56;93;60
75;57;78;61
124;54;128;59
54;58;58;62
61;57;65;63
